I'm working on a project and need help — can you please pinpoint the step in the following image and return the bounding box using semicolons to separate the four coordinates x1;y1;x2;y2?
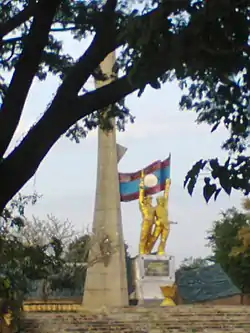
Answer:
22;306;250;333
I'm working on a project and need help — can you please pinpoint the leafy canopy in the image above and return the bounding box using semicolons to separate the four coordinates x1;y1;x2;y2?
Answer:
207;204;250;293
178;256;211;271
0;194;103;326
0;194;64;329
0;0;249;211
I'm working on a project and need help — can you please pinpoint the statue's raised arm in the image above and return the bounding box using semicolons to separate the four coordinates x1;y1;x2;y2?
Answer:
163;179;171;208
139;170;145;210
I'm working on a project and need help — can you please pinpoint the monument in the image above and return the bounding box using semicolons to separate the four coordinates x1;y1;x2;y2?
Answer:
83;53;128;308
119;157;177;305
83;52;175;308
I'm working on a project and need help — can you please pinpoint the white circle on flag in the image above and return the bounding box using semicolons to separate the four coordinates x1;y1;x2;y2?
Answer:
144;174;158;188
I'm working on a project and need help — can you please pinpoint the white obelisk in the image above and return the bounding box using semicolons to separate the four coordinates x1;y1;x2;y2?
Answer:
82;52;128;308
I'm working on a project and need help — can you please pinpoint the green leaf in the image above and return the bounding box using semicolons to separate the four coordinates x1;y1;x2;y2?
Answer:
149;80;161;89
225;157;230;168
203;182;217;202
214;188;221;201
220;177;232;195
217;167;232;195
211;122;220;133
209;158;220;173
3;278;10;289
137;87;145;97
187;178;196;196
184;160;207;195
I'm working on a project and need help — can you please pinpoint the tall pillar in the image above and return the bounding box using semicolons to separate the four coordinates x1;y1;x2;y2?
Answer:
82;53;129;308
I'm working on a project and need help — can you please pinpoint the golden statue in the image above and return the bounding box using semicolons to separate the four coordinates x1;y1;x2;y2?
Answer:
138;171;155;255
146;179;171;255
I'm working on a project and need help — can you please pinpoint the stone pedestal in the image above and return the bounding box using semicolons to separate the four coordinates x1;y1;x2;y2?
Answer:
130;254;175;305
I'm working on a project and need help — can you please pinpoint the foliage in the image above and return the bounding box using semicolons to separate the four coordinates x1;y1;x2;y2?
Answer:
51;235;91;293
0;192;120;322
230;225;250;257
0;0;249;211
178;256;211;271
242;197;250;212
0;194;64;329
44;237;132;296
65;234;91;263
230;197;250;256
0;190;133;329
207;207;250;293
45;262;86;296
18;214;84;300
19;214;77;247
124;243;134;295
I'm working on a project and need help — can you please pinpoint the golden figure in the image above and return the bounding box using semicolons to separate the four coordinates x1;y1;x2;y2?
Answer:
139;171;155;255
147;179;171;255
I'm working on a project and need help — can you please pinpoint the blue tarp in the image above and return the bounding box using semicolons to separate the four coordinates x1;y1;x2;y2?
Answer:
176;263;241;304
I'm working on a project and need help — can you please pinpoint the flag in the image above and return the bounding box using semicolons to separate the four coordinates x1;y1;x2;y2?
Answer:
119;155;171;202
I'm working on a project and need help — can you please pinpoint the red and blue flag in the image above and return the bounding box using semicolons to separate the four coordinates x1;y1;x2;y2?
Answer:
119;155;171;202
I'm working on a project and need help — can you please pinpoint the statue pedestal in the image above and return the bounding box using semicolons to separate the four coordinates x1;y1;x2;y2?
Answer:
130;254;175;305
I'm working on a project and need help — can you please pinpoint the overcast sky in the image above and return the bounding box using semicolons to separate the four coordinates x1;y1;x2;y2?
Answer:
7;33;243;267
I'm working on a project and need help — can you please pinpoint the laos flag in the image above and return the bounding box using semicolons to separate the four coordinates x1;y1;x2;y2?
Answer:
119;155;171;202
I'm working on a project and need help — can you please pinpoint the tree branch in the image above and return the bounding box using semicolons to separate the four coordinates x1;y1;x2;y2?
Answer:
0;0;120;209
74;52;170;121
200;44;250;56
0;0;62;159
52;0;118;104
0;2;38;39
50;27;77;32
0;32;173;211
2;36;23;45
0;0;189;210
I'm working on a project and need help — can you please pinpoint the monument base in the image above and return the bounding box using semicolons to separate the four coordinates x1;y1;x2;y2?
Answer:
129;254;175;305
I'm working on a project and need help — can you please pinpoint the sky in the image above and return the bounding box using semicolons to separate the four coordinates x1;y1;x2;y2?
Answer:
7;33;243;268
